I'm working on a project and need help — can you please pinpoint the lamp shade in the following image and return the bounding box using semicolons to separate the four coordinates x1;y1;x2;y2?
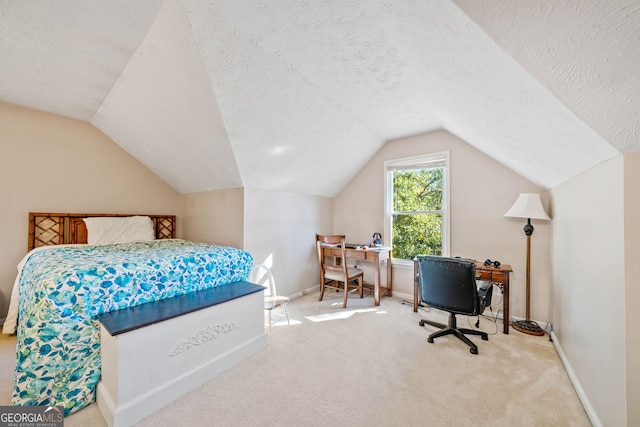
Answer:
504;193;550;220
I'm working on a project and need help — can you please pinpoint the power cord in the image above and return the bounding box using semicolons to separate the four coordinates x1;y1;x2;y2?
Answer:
399;299;431;313
468;308;500;336
488;292;503;312
508;316;553;341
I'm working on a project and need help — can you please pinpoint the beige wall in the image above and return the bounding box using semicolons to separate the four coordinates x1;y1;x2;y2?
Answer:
0;102;181;319
0;101;331;320
244;187;333;298
6;100;637;425
181;188;244;248
550;157;626;427
334;130;550;322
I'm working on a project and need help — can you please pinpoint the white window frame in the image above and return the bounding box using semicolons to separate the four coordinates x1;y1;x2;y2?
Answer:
384;151;450;266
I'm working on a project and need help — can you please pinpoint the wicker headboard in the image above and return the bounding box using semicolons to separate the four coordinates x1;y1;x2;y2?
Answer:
28;212;176;251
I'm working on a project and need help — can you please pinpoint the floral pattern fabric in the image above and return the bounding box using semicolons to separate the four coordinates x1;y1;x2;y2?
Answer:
12;239;253;415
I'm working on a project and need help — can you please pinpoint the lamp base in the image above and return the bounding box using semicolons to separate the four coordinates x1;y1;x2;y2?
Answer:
512;320;545;336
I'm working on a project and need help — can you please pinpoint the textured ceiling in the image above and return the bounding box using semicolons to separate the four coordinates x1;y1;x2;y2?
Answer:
454;0;640;153
0;1;163;121
1;0;635;196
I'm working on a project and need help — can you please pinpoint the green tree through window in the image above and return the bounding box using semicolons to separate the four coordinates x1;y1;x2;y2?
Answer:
385;151;449;262
391;168;443;260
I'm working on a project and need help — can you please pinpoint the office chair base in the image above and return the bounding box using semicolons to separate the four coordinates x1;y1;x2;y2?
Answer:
419;314;488;355
512;319;545;336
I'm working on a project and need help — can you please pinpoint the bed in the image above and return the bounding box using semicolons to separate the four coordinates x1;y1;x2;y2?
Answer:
5;213;266;424
4;213;178;334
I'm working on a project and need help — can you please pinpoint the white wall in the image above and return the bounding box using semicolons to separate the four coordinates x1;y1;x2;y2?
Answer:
182;187;334;299
550;157;626;427
0;102;181;320
243;187;333;298
334;130;550;322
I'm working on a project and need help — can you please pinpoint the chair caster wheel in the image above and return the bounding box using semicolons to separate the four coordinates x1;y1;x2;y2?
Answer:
481;335;488;341
470;347;478;355
419;320;425;326
427;337;433;343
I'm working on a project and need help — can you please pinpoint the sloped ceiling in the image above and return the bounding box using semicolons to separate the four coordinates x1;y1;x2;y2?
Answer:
1;0;636;197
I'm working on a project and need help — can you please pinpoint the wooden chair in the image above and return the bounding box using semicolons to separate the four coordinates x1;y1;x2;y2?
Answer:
315;234;365;308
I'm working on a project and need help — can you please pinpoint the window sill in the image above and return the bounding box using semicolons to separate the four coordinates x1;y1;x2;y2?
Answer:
391;259;415;269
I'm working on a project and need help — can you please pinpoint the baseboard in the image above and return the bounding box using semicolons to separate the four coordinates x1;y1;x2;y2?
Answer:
393;290;551;331
296;286;417;305
301;285;319;297
294;285;409;302
289;285;320;300
550;331;602;427
292;287;552;332
390;290;412;301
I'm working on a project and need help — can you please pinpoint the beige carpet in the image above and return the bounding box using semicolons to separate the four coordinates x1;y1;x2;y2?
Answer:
1;291;591;426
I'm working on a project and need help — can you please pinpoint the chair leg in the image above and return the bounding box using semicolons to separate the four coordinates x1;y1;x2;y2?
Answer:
342;281;349;308
282;302;291;326
419;313;488;354
419;319;446;330
458;328;489;340
451;329;479;354
427;326;456;341
358;277;363;298
319;280;325;301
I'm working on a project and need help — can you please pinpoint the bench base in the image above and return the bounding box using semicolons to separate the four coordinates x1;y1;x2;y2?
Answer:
96;283;267;427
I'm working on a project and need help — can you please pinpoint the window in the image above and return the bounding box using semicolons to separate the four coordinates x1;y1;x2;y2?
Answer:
384;151;449;264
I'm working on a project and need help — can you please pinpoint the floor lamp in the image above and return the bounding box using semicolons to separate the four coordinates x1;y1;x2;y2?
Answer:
504;193;550;336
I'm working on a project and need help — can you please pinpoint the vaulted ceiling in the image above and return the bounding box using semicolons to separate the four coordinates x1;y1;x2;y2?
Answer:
1;1;637;197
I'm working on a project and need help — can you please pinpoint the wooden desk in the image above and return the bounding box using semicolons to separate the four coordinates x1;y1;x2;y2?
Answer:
413;260;513;334
321;246;392;306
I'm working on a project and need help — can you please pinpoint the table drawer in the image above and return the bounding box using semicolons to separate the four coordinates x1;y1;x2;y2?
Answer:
323;247;367;260
346;250;367;260
477;270;505;282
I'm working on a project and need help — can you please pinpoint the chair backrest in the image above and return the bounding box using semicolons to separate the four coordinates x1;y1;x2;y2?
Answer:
315;234;349;279
416;255;480;316
249;264;277;306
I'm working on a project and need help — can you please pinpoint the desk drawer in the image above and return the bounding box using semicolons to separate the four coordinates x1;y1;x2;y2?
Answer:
346;250;367;260
477;270;505;282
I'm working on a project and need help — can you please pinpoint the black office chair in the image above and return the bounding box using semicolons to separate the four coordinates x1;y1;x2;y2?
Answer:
416;255;489;354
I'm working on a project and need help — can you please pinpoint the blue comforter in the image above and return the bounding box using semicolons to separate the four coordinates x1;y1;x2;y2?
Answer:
12;239;253;415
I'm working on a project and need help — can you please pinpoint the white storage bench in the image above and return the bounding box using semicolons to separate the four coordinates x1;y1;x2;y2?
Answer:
96;281;267;427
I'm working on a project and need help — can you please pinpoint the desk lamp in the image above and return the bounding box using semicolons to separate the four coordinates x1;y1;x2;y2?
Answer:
504;193;550;336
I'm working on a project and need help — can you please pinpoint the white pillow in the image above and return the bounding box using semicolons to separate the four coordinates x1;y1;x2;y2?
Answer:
83;216;155;245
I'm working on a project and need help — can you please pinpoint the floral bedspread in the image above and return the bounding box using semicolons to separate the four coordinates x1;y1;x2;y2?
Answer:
12;239;253;415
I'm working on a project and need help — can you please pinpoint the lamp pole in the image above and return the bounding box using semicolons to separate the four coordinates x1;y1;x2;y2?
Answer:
504;193;549;337
512;218;544;336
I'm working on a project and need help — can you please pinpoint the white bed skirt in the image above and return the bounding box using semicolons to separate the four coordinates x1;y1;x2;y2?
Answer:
96;288;267;427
